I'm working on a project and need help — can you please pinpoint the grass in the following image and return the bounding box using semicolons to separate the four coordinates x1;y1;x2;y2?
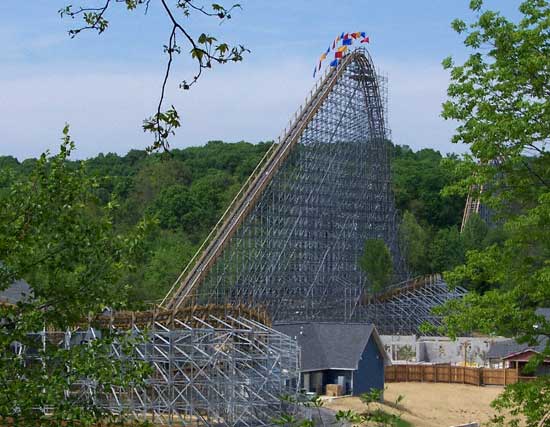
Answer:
368;409;413;427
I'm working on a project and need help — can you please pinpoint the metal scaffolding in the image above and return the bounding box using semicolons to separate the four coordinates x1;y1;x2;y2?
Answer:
163;48;410;323
38;308;299;426
8;47;467;427
361;274;468;335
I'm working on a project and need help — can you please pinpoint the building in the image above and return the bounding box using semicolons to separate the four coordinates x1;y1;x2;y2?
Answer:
381;334;509;366
487;337;550;375
487;308;550;375
0;280;31;305
275;322;389;396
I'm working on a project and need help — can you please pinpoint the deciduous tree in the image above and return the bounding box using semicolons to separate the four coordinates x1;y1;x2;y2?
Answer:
436;1;550;424
59;1;248;150
0;127;152;424
359;239;394;293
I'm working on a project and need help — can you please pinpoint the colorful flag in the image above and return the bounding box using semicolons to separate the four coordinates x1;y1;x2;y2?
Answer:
340;32;345;39
337;46;348;52
313;66;317;78
330;58;339;67
320;52;327;61
361;31;366;37
318;61;322;70
351;32;359;39
360;36;370;44
343;33;349;40
332;39;336;49
335;51;343;59
343;38;352;46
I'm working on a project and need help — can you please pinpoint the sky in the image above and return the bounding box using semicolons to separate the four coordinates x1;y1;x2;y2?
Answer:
0;1;521;160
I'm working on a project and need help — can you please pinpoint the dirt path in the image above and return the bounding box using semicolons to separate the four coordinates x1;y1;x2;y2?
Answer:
323;382;504;427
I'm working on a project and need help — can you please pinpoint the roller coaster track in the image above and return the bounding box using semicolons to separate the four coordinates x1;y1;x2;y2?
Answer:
77;304;270;330
369;273;456;303
161;50;373;311
461;187;484;232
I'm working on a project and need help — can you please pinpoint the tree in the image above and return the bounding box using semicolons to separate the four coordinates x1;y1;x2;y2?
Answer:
0;128;152;424
151;184;203;231
436;1;550;425
128;231;196;305
461;213;489;252
399;210;429;275
391;146;466;229
59;1;248;150
359;239;394;293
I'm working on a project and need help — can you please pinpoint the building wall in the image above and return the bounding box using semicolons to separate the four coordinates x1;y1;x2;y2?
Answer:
353;337;384;395
381;335;509;366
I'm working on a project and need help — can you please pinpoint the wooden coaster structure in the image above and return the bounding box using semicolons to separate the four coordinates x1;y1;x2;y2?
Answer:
41;304;299;427
360;274;467;335
8;45;468;425
161;48;407;323
80;303;271;330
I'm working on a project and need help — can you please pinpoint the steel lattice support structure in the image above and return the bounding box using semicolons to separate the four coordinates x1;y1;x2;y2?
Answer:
38;313;299;427
361;274;468;335
164;48;409;323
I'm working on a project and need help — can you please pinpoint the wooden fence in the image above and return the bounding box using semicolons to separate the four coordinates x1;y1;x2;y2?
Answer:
385;364;519;386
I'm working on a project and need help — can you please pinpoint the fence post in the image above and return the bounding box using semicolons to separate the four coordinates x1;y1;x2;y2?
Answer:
479;368;483;386
504;368;507;385
406;365;409;382
449;365;452;383
435;365;437;382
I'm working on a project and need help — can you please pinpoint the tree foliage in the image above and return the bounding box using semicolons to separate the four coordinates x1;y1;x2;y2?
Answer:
359;239;394;293
0;128;151;424
2;142;473;304
59;1;248;150
436;0;550;425
399;211;429;275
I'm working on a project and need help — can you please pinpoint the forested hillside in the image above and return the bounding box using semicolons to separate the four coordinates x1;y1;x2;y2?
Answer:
0;141;493;307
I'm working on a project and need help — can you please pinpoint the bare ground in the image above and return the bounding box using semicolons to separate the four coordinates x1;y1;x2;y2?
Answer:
323;382;505;427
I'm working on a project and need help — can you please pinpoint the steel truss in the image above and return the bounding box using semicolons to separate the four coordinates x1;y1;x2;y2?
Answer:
362;274;468;335
37;313;299;426
166;48;411;323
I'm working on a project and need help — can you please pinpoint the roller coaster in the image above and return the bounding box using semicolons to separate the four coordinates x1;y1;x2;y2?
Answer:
21;47;467;426
159;47;465;333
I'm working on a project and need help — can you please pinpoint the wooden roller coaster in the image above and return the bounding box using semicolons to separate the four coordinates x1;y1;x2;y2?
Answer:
78;303;271;330
160;50;374;312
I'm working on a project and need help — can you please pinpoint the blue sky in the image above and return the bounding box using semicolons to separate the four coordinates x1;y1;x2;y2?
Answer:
0;1;521;159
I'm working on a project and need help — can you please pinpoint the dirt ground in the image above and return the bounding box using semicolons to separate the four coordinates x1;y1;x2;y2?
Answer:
323;382;505;427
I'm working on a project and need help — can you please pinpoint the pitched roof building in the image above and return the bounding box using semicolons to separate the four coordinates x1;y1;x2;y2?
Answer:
487;309;550;375
274;322;389;396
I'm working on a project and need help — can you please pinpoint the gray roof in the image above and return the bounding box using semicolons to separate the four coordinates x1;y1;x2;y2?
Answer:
274;322;388;371
0;280;31;304
487;336;548;359
487;309;550;359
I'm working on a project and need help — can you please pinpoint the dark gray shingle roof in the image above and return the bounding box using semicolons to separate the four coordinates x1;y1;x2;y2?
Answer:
487;337;548;359
487;309;550;359
274;322;388;371
0;280;31;304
